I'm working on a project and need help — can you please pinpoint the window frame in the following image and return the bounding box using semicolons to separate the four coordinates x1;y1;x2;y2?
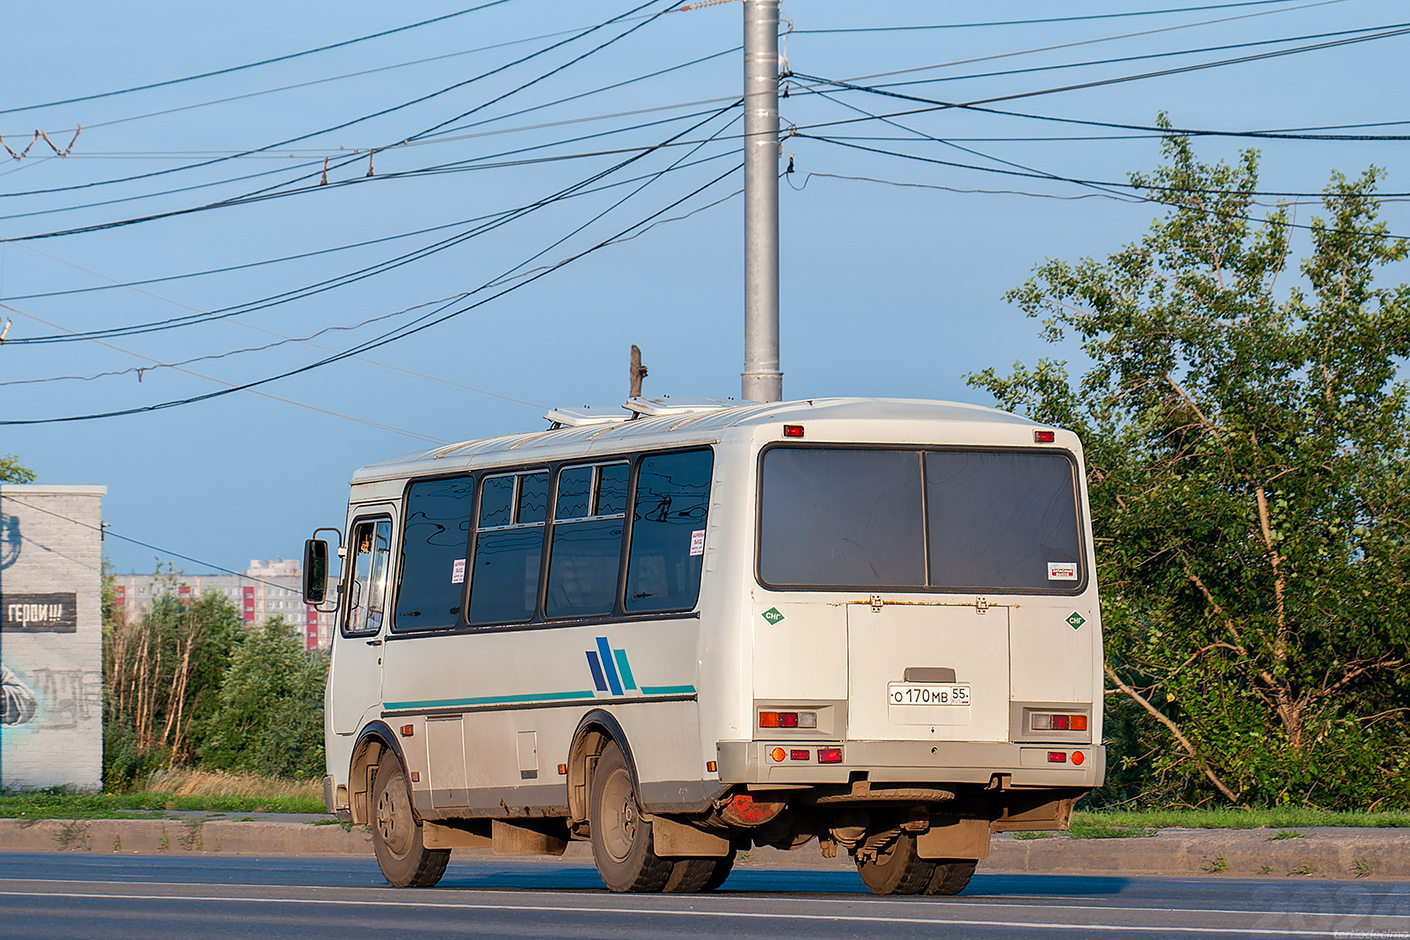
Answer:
381;446;716;640
753;442;1088;596
391;473;475;635
341;514;395;638
542;459;631;622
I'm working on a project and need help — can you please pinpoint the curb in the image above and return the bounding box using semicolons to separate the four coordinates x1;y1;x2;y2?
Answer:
1;819;1407;880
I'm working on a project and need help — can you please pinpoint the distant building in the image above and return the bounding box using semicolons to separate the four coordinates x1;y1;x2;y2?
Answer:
111;558;333;650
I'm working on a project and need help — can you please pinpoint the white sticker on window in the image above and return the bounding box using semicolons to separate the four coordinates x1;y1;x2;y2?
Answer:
1047;561;1078;581
689;530;706;556
451;558;467;584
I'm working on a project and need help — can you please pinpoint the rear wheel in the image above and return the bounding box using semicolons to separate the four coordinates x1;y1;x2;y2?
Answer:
924;859;977;896
589;741;673;893
855;832;935;896
371;759;449;887
662;849;736;893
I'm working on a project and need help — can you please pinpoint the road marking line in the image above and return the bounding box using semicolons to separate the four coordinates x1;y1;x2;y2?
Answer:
0;888;1392;936
0;878;1393;924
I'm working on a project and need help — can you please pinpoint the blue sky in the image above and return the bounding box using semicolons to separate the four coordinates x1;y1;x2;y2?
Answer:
2;0;1407;575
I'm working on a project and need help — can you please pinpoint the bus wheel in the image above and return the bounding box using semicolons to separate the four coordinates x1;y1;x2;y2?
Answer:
855;832;935;896
371;760;449;888
924;859;977;896
662;849;736;893
589;741;673;892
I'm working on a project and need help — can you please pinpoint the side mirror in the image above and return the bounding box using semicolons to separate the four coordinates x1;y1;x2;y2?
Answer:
303;539;329;605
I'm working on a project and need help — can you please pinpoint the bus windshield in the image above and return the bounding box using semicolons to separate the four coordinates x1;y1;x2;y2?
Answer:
758;447;1082;593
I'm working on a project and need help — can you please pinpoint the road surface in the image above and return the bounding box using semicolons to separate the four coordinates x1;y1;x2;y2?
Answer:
0;851;1406;938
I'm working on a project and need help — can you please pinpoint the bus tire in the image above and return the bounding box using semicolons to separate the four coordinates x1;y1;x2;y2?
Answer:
662;849;736;893
371;760;449;888
924;859;977;896
855;832;935;896
589;741;673;892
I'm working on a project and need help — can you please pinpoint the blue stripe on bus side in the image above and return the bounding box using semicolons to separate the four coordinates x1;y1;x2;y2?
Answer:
384;689;598;710
639;685;697;696
585;651;609;692
596;636;624;696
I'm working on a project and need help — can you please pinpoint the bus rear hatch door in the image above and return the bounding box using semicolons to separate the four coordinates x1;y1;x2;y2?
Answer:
845;602;1009;742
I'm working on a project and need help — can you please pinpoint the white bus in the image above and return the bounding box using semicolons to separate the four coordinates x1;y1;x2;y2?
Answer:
306;397;1104;895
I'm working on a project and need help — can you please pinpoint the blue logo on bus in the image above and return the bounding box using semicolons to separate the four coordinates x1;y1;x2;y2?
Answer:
585;637;637;696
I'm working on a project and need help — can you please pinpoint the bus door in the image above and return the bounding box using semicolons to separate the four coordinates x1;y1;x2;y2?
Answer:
846;601;1010;743
330;512;395;736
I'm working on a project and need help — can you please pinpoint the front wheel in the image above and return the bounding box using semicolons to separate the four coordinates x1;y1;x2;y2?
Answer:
371;759;450;887
855;832;935;896
589;741;673;892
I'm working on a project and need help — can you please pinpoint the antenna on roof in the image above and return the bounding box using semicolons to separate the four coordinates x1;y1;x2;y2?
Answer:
629;344;648;399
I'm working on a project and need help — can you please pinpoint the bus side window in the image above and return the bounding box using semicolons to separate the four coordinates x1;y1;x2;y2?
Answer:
344;518;392;636
468;471;547;625
395;477;474;631
545;463;627;619
624;449;713;613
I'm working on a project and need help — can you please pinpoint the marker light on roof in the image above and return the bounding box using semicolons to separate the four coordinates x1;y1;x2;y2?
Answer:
1034;429;1056;443
783;424;805;438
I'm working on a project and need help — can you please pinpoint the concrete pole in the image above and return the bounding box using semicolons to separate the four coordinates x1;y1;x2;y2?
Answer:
741;0;782;403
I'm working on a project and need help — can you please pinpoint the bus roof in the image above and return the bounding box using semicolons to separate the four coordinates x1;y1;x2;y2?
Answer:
350;397;1041;484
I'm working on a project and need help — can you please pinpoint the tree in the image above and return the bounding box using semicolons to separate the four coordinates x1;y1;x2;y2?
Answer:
103;573;245;787
969;126;1410;807
201;617;327;780
0;455;35;483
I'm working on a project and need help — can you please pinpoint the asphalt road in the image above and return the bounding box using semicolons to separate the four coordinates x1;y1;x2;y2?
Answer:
1;852;1408;939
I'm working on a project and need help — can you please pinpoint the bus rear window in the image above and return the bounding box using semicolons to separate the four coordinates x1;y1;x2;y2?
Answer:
759;447;1082;593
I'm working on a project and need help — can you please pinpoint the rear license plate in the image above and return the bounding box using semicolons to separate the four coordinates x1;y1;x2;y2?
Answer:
887;683;970;706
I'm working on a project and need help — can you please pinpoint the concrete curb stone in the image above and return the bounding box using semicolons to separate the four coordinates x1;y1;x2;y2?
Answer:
1;818;1407;880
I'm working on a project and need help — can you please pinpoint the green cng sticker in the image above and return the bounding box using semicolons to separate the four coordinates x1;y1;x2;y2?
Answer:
1066;611;1086;630
761;607;785;625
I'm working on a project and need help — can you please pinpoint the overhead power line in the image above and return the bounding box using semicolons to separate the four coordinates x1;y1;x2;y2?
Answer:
0;162;745;426
0;0;673;201
0;1;519;117
0;495;308;593
792;0;1313;33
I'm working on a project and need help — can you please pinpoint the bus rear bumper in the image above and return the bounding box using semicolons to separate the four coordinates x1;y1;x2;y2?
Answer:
715;740;1105;790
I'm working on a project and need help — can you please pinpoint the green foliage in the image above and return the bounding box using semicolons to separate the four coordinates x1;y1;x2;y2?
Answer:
0;788;325;819
0;454;35;483
970;123;1410;808
103;573;246;787
201;617;327;780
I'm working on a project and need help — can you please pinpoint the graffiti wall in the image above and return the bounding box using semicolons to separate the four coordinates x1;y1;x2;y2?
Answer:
0;484;105;791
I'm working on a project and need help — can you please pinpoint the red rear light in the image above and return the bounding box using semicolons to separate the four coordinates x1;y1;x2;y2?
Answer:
817;747;843;764
783;424;805;438
777;712;799;728
1047;751;1067;763
1051;715;1070;731
789;749;810;761
1034;429;1056;443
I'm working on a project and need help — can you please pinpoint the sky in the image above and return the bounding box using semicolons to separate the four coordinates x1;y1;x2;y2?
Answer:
2;0;1408;577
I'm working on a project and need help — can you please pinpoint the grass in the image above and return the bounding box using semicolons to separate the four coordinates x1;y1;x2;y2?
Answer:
1071;807;1410;831
0;769;325;819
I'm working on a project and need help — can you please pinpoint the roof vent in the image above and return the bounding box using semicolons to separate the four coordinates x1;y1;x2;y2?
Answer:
544;406;632;429
622;397;735;418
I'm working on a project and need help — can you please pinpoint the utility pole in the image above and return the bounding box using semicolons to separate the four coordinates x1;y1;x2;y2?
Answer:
741;0;782;403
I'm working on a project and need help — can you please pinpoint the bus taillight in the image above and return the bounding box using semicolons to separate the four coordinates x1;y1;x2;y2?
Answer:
817;747;843;764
